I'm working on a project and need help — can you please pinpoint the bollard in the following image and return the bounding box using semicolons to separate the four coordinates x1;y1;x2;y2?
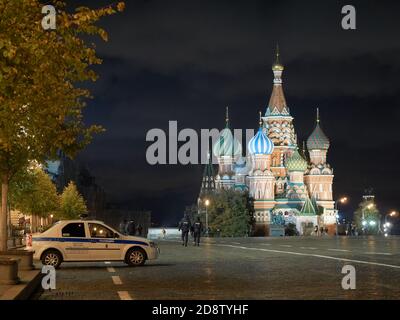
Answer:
0;249;35;271
0;258;20;285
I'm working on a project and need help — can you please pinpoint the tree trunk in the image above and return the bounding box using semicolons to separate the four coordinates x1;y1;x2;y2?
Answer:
0;175;9;252
7;203;12;238
31;214;36;233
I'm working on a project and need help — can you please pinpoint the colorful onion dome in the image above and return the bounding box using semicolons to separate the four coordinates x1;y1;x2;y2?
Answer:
248;127;274;155
307;108;330;150
286;148;308;172
213;127;242;157
213;107;242;157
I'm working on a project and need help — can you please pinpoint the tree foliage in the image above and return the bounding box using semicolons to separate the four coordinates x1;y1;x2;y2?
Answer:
10;166;59;217
0;0;125;176
59;181;87;219
207;189;254;237
0;0;124;250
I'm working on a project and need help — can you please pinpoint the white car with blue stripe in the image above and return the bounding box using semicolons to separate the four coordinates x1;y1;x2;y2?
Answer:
31;220;159;268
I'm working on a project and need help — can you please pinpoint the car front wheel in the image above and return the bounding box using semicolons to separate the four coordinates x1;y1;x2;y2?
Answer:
42;250;62;269
126;248;146;266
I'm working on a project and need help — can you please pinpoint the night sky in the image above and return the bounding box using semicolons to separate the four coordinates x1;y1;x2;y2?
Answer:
69;0;400;225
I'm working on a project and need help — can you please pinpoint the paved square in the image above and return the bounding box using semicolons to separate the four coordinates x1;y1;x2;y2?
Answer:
36;236;400;300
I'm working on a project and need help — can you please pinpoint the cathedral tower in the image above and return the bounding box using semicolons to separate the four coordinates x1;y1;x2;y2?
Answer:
213;107;242;189
304;108;334;209
262;47;297;195
248;113;275;236
199;145;216;199
286;148;308;201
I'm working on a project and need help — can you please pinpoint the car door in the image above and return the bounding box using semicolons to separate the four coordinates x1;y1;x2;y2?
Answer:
88;223;121;260
60;222;89;261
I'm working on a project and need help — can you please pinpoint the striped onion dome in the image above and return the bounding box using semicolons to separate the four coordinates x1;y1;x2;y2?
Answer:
213;127;242;157
286;149;308;172
248;127;274;155
307;109;330;150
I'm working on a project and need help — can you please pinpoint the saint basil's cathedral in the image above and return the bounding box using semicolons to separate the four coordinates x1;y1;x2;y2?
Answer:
199;49;336;236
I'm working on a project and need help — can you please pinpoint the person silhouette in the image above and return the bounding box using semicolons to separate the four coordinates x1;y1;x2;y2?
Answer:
178;214;191;247
193;217;203;246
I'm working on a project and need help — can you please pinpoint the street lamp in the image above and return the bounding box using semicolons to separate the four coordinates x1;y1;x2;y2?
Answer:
384;211;397;224
335;197;348;236
205;199;210;237
383;211;397;236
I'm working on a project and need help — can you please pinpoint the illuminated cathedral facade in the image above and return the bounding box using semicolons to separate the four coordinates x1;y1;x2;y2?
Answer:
204;50;336;236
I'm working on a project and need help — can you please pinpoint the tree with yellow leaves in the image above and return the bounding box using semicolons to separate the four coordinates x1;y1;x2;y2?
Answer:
0;1;124;251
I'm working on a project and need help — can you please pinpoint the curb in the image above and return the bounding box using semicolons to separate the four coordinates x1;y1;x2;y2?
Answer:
15;270;43;300
0;270;43;300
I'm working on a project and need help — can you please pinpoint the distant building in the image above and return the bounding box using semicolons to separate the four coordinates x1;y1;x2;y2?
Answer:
45;151;106;216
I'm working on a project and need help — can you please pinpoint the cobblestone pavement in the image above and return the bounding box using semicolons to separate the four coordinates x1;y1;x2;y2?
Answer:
35;236;400;300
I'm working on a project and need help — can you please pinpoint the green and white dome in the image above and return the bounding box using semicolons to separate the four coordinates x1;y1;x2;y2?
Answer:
213;108;242;158
286;149;308;172
213;127;242;157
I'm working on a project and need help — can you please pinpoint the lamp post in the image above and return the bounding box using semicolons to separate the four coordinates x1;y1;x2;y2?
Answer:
335;197;348;236
384;211;397;224
205;199;210;237
383;211;397;236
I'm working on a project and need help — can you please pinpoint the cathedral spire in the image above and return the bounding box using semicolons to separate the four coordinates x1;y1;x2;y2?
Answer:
316;107;320;123
225;106;229;128
272;44;284;74
199;142;216;199
274;44;282;68
266;46;289;116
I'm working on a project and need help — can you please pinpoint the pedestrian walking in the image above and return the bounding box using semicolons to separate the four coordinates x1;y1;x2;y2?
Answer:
162;228;166;239
178;214;191;247
193;217;203;246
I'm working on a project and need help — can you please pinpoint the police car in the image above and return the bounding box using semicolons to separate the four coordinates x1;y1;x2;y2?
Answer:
31;220;159;268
